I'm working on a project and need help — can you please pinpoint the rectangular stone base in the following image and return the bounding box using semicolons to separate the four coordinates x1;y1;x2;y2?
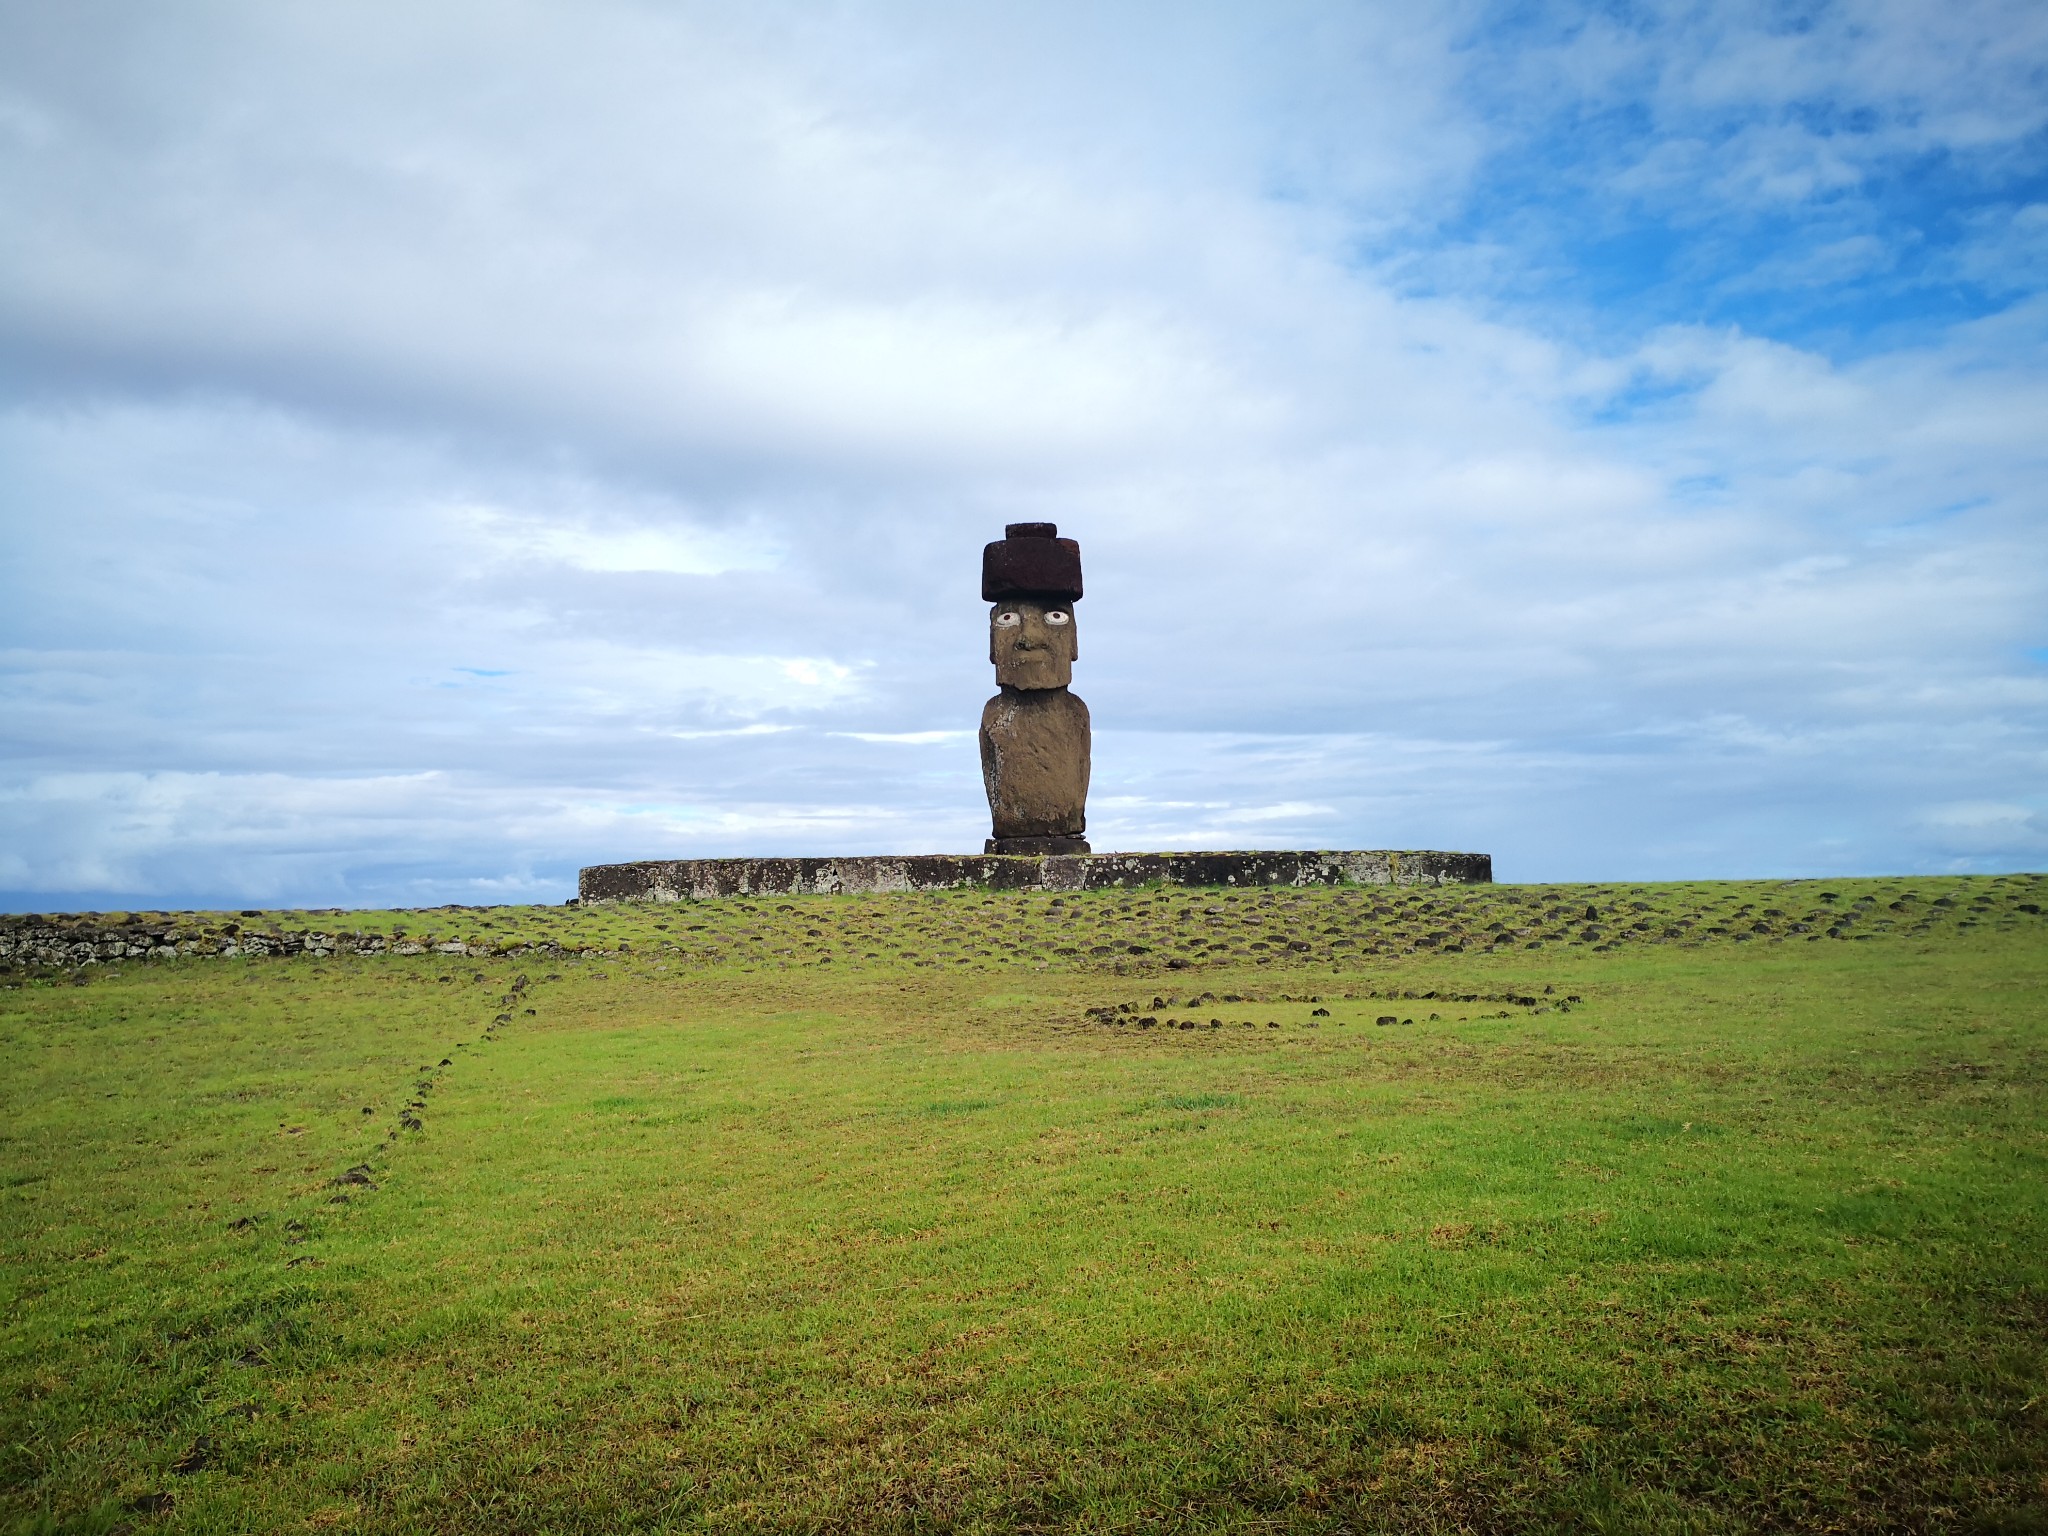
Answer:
578;849;1491;902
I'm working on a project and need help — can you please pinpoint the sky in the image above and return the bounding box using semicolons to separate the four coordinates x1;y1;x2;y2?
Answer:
2;0;2044;910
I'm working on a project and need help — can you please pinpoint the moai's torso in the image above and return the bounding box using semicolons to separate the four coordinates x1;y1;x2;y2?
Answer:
981;687;1090;840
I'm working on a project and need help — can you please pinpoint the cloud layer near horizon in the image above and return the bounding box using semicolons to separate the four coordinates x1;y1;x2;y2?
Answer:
2;0;2044;908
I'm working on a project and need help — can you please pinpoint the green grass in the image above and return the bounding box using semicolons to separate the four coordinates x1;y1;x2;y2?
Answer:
3;874;2046;1533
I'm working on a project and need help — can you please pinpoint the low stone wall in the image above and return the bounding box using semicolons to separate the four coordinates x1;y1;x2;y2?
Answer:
578;849;1492;902
0;916;568;971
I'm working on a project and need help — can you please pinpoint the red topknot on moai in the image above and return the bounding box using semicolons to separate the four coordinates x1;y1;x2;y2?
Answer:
980;522;1090;855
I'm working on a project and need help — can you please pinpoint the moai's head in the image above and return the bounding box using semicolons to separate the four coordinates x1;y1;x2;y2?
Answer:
990;598;1077;688
982;522;1082;691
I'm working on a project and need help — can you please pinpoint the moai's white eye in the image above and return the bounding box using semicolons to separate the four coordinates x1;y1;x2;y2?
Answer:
994;611;1021;627
1045;610;1071;625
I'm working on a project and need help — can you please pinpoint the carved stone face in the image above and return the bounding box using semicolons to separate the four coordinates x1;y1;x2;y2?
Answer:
990;598;1077;689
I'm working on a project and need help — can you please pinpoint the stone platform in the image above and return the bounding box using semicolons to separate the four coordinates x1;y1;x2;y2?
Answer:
578;849;1491;902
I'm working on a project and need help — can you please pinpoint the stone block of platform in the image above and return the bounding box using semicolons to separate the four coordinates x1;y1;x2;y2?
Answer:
578;849;1491;902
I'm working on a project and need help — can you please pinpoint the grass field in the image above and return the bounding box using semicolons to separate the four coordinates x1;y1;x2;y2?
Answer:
3;873;2046;1533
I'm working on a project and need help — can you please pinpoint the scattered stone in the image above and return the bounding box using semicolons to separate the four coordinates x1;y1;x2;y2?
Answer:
170;1437;215;1475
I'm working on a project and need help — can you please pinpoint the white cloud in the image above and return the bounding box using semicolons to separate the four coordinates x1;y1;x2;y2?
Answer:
834;730;973;745
456;503;780;576
1916;799;2046;859
666;724;793;741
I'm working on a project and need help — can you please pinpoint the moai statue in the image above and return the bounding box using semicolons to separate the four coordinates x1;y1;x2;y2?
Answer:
980;522;1090;855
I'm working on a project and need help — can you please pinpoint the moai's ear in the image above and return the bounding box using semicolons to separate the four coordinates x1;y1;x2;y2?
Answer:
1046;607;1077;661
990;605;1017;666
